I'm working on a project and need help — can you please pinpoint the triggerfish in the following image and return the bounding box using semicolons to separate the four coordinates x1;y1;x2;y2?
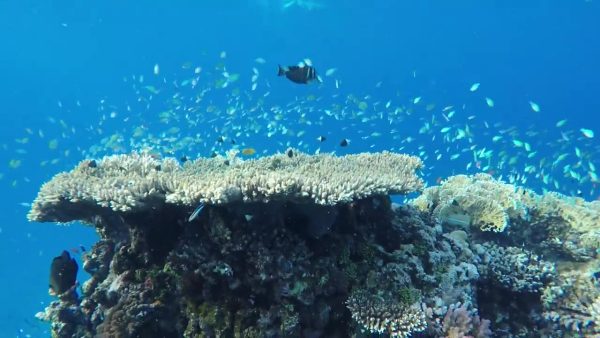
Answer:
278;64;321;84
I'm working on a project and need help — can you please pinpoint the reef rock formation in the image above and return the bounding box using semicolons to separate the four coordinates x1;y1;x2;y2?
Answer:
30;152;600;337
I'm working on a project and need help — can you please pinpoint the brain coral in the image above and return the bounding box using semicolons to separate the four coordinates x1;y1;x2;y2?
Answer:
28;150;423;223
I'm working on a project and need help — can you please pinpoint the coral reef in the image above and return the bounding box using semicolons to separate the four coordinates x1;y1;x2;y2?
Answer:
413;173;600;260
411;173;528;232
29;155;600;337
412;173;600;336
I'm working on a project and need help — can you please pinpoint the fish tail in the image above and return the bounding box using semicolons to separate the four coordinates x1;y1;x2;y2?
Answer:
277;65;286;76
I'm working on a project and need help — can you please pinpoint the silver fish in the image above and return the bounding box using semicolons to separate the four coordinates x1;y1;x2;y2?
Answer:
188;202;206;222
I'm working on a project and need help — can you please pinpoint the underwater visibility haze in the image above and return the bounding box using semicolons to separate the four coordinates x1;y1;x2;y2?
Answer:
1;0;600;337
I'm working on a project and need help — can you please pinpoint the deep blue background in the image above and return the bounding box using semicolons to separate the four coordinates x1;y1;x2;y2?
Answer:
1;0;599;336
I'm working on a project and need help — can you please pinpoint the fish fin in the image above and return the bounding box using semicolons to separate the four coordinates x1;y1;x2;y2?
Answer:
278;65;287;76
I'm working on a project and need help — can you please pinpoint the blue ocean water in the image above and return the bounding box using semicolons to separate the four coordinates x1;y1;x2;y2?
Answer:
0;0;599;336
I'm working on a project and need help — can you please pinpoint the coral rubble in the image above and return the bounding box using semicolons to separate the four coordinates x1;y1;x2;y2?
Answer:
29;153;600;337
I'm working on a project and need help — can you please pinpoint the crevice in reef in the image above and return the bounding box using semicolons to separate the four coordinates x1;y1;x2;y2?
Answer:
476;279;544;334
124;203;184;266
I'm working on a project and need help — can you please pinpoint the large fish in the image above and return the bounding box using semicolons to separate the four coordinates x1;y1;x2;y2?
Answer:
49;250;78;295
278;64;321;84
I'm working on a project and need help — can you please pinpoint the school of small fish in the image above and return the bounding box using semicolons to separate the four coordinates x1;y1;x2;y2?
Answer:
1;55;598;201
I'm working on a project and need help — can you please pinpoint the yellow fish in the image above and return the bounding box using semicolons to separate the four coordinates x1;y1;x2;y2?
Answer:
241;148;256;156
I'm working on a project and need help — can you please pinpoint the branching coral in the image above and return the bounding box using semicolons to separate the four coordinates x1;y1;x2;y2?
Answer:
29;149;600;337
346;290;427;338
28;150;423;223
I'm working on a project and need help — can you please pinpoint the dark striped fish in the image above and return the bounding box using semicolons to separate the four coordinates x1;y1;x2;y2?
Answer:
278;63;321;84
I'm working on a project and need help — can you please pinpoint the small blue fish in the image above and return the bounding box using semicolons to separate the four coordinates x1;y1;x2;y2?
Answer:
188;202;206;222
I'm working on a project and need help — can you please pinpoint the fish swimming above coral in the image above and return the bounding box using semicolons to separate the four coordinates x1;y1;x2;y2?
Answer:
278;61;322;84
49;250;78;295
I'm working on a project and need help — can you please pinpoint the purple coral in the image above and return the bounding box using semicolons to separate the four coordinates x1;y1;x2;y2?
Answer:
442;303;492;338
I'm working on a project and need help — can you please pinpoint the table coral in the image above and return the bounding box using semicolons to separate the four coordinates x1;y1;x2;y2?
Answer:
28;150;424;223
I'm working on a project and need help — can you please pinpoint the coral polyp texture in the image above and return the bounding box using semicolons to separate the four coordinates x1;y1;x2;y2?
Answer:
29;153;600;337
28;150;424;223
